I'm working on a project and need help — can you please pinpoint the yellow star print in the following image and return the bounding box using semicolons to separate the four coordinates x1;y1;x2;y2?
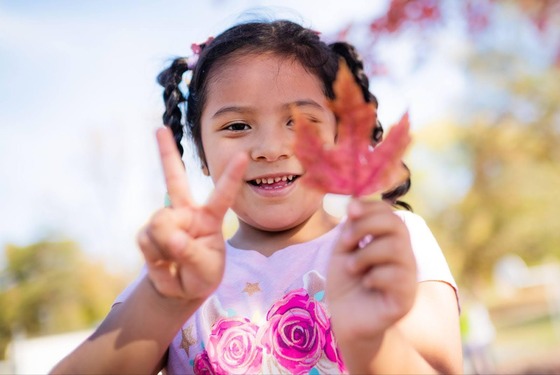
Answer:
180;325;196;356
242;282;261;296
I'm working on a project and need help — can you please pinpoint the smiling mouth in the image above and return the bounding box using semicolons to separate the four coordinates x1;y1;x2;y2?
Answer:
248;175;300;188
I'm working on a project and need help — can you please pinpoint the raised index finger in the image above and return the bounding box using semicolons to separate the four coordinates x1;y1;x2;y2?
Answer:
156;127;193;207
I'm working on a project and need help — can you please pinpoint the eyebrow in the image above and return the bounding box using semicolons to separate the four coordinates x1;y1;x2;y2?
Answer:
284;100;325;111
211;106;251;119
211;99;326;119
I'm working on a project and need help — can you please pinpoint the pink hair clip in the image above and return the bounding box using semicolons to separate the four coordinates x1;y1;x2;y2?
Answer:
190;36;215;55
188;36;214;70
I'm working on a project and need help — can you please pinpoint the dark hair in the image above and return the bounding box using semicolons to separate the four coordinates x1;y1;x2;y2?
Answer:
157;19;411;210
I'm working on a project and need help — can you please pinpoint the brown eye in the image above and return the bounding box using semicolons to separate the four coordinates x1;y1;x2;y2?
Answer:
225;122;250;131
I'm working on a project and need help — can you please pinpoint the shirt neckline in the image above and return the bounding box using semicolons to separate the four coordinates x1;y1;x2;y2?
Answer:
225;220;345;259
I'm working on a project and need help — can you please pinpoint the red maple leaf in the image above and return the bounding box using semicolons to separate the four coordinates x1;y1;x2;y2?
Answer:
293;61;411;197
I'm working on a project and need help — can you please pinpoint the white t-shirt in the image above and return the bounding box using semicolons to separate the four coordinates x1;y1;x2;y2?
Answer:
115;210;457;375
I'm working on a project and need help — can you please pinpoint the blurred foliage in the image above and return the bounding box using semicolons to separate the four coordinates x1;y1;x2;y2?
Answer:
421;100;560;284
398;1;560;285
0;240;128;359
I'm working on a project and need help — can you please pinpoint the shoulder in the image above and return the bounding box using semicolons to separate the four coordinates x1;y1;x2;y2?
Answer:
393;210;457;289
393;210;441;252
393;209;429;228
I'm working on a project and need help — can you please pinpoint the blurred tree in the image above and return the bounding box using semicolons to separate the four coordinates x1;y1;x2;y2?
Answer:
429;76;560;284
399;1;560;284
419;116;560;284
0;240;128;359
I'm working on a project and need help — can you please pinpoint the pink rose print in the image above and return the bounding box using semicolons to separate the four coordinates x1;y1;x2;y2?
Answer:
260;288;330;375
193;351;215;375
206;317;263;375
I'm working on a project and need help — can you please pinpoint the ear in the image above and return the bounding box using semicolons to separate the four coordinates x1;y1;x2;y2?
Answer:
201;164;209;176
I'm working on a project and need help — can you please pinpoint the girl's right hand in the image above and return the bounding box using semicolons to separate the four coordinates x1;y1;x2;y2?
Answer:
137;128;248;302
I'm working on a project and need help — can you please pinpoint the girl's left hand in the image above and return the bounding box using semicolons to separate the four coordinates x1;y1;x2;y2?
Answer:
326;199;417;343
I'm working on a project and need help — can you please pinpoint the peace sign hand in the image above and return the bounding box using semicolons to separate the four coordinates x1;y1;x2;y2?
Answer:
137;128;248;302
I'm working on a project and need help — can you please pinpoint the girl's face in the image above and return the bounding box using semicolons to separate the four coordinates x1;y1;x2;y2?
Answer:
200;53;336;232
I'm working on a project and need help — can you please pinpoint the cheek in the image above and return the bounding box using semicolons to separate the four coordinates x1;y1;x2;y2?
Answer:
202;148;225;182
199;131;222;181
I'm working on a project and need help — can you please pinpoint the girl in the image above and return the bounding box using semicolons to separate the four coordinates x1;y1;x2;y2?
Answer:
51;19;462;374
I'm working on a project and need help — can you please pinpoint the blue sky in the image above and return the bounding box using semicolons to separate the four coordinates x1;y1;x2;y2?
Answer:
0;0;467;274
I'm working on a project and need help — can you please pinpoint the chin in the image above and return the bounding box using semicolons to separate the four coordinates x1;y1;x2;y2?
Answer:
253;219;300;232
237;213;308;233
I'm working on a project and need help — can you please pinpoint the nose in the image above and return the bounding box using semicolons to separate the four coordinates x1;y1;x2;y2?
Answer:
250;125;294;162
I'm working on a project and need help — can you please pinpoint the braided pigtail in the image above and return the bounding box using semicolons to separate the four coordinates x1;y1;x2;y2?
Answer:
329;42;412;210
157;57;190;157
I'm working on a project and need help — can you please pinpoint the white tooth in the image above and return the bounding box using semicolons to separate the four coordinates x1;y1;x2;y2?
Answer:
267;178;274;184
274;177;281;182
255;178;261;184
288;175;293;181
282;176;287;181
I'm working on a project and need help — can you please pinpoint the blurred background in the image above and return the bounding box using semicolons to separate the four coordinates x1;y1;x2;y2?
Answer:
1;0;559;373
